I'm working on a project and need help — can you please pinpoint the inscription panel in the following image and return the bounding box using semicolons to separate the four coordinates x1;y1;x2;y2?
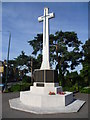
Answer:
34;70;58;83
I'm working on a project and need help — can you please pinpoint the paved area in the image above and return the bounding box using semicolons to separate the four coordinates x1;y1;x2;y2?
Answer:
1;92;89;118
9;97;85;114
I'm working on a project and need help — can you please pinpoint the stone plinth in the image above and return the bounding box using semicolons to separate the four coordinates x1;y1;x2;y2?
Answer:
20;91;73;108
32;69;61;94
30;82;62;95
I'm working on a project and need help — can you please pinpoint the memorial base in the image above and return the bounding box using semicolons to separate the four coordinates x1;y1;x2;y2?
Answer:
9;69;85;114
9;88;85;114
20;91;73;108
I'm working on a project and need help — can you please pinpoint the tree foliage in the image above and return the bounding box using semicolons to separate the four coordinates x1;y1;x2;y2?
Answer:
80;39;90;86
14;51;29;66
9;51;41;73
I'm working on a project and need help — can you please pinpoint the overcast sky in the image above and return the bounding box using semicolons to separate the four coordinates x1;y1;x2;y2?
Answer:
2;2;88;63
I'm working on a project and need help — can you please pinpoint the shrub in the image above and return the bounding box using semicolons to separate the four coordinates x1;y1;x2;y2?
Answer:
22;75;31;83
63;84;78;92
20;83;31;91
10;84;21;92
80;87;90;94
10;83;32;92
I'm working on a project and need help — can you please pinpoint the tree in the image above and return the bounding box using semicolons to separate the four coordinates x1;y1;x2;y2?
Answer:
82;39;90;64
28;34;43;56
9;51;41;74
28;31;82;87
55;31;82;86
80;39;90;86
14;51;29;66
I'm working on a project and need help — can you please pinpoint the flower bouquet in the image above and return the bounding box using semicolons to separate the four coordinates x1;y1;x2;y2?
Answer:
49;91;56;95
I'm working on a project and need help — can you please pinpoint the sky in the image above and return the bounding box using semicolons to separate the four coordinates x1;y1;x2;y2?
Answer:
2;2;88;72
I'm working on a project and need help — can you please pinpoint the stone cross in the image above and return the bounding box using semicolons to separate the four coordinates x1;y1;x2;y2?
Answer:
38;7;54;70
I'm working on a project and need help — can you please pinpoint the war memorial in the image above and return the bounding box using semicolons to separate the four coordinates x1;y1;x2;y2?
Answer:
9;7;85;114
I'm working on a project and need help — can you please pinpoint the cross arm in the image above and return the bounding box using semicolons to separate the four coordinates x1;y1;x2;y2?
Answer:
38;16;44;22
48;13;55;19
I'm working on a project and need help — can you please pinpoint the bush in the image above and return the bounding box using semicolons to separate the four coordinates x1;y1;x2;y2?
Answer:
80;87;90;94
20;83;32;91
22;75;31;83
63;86;74;92
10;82;32;92
63;84;79;92
10;84;21;92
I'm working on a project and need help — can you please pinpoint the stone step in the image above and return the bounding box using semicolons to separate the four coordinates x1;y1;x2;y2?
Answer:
20;91;73;108
30;85;63;95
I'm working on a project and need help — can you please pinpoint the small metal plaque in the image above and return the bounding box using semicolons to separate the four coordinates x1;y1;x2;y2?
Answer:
36;83;44;87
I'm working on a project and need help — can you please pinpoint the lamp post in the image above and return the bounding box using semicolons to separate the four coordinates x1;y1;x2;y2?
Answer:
0;31;11;90
5;32;11;90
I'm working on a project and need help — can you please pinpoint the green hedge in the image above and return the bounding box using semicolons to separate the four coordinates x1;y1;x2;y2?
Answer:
80;87;90;94
63;86;90;94
9;83;32;92
10;84;21;92
63;84;79;92
22;76;31;83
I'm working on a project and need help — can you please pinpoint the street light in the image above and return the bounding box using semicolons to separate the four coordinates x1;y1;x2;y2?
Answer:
0;31;11;90
2;31;11;90
5;32;11;90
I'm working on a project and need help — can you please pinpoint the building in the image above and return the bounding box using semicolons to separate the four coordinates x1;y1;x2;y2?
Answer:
0;61;4;76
